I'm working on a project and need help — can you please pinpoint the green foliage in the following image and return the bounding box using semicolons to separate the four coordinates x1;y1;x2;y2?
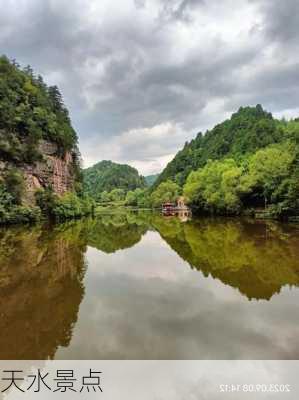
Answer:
35;187;57;217
148;104;299;217
0;183;41;224
51;192;95;221
100;190;111;203
3;168;24;205
0;55;78;163
183;141;298;216
154;105;282;189
0;168;41;224
184;159;243;213
2;205;42;224
83;160;146;200
151;180;181;208
109;188;126;202
240;142;296;207
0;56;85;225
36;189;94;221
125;188;151;208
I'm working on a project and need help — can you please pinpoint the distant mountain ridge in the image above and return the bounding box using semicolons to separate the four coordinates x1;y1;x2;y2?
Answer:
145;174;159;186
83;160;146;199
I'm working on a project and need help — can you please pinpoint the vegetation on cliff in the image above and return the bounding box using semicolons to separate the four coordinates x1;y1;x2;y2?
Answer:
83;160;146;201
0;56;93;224
0;55;78;162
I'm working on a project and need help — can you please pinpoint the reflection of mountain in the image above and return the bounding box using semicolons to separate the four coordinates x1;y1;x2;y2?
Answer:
1;211;298;360
0;212;150;360
0;223;86;359
150;215;299;300
86;213;148;253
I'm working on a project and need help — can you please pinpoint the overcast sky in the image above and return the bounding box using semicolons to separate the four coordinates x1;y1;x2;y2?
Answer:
1;0;299;174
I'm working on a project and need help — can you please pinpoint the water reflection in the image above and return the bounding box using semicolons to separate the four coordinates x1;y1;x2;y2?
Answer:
150;216;299;300
85;213;148;253
0;223;86;359
0;211;298;359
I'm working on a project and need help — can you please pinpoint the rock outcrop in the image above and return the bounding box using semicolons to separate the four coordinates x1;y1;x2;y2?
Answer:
0;139;77;204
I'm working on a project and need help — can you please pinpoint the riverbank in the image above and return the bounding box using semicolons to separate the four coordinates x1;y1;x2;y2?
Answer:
0;192;95;226
95;203;299;223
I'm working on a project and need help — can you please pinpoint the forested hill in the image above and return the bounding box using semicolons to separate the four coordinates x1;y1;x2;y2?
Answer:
154;105;283;188
0;55;93;225
83;160;146;200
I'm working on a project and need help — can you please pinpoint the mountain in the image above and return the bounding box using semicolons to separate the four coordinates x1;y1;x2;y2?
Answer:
0;55;89;224
145;174;159;186
154;105;282;188
83;160;146;199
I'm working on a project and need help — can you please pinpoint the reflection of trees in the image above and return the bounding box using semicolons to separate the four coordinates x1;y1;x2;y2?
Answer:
152;216;299;300
0;210;298;360
0;223;86;359
85;213;148;253
0;212;149;360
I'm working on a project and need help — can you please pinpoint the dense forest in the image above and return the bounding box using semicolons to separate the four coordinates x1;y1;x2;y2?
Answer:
126;106;299;218
83;160;146;202
0;55;78;162
154;105;285;188
0;55;93;224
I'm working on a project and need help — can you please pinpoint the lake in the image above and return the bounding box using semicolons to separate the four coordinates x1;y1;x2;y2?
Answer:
0;210;298;360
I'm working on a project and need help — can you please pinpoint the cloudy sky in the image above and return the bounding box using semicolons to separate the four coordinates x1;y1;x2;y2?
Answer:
1;0;299;174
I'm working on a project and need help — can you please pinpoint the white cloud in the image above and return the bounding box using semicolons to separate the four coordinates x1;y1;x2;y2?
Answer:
81;122;189;174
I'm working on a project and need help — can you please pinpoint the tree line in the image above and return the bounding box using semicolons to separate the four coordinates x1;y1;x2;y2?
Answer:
125;106;299;218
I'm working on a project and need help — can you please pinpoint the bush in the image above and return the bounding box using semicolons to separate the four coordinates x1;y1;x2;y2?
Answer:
51;192;94;221
3;168;24;204
35;187;57;217
151;180;181;208
125;188;151;208
0;204;41;224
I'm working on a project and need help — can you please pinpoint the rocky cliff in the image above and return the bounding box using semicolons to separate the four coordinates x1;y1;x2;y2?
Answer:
0;139;77;205
0;55;81;212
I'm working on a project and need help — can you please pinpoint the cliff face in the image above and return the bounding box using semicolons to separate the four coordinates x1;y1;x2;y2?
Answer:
23;140;76;203
0;139;77;204
0;56;80;208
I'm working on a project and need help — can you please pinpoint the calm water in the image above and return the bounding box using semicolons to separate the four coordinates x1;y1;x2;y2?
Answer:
0;211;298;360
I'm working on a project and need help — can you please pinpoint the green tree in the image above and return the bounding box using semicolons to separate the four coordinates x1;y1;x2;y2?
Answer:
125;190;138;206
0;55;78;160
4;169;24;205
125;188;151;207
241;142;296;209
151;180;180;208
184;159;243;213
110;188;126;202
100;190;111;203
